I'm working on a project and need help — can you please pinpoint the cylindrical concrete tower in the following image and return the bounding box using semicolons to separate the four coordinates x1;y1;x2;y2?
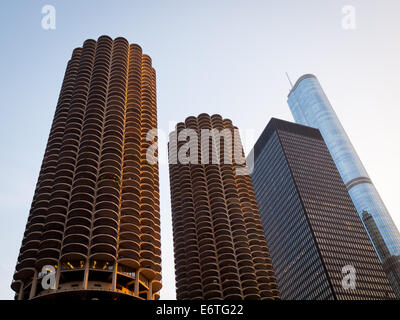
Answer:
168;113;279;300
11;36;161;300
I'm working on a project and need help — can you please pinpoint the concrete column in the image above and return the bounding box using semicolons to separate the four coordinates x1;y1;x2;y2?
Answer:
29;270;38;299
17;282;24;300
55;266;61;289
147;281;153;300
134;269;140;297
83;259;89;289
111;262;118;291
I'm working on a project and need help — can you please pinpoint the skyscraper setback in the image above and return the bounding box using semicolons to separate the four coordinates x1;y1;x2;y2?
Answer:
168;113;279;300
362;211;400;297
249;118;395;300
11;36;161;300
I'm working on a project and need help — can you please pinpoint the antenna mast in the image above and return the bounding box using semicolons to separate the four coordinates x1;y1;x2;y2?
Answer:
286;72;294;89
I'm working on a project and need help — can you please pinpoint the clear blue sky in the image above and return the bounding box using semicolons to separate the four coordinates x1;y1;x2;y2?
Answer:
1;0;400;299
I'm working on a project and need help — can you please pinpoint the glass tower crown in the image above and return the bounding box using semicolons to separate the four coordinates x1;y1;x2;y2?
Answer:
287;74;400;259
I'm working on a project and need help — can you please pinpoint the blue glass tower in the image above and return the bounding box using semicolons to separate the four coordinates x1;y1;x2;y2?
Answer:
287;74;400;260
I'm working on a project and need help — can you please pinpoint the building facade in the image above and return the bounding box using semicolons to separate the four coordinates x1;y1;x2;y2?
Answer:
287;74;400;297
168;113;279;300
363;211;400;298
287;74;400;259
11;36;161;300
249;118;395;299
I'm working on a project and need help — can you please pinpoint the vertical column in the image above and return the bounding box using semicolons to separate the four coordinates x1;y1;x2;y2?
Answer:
169;124;190;299
138;54;161;287
28;270;38;299
41;39;97;270
90;37;129;267
208;115;243;299
231;127;279;300
13;47;81;293
221;119;262;300
118;43;142;277
63;35;112;277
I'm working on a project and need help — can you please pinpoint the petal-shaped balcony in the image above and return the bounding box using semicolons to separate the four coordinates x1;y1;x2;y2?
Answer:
118;250;140;269
61;242;88;261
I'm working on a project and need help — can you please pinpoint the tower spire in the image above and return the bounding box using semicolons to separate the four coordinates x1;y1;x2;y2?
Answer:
286;72;294;89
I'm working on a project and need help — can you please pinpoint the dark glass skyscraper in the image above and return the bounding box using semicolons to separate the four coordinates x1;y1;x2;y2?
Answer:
249;118;395;300
11;36;161;300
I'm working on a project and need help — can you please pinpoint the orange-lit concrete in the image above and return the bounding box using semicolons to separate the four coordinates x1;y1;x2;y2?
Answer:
11;36;161;300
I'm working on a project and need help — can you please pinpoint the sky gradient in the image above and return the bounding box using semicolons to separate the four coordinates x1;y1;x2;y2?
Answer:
1;0;400;299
